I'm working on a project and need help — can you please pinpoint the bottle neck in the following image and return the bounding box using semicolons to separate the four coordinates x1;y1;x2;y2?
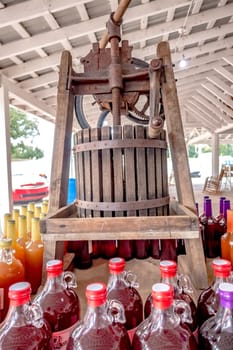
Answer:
44;273;64;291
31;220;41;241
212;276;230;292
108;271;126;287
161;275;178;289
18;218;27;240
83;303;109;326
151;305;180;328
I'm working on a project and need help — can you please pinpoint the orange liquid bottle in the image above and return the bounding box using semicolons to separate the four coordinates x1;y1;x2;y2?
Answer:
34;205;42;218
221;209;233;261
0;238;25;322
25;217;44;294
27;202;35;212
7;219;25;266
20;205;28;216
17;214;29;248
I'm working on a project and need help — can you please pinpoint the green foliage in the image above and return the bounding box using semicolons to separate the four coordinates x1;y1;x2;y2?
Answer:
188;145;198;158
10;107;44;160
219;144;233;156
201;145;212;153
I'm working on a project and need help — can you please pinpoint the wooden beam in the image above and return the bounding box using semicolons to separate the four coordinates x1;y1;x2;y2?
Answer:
0;78;13;215
202;82;233;109
188;100;222;128
186;104;217;131
1;2;232;61
207;76;233;96
215;66;233;84
1;74;56;121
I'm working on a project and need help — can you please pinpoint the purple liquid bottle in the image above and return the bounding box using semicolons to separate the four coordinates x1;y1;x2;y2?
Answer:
132;283;198;349
68;282;131;349
199;282;233;349
106;257;143;341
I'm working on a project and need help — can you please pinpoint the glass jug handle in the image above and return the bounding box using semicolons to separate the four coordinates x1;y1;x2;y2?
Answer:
62;271;77;289
124;271;139;288
177;273;194;294
106;299;126;324
173;299;193;324
24;302;44;328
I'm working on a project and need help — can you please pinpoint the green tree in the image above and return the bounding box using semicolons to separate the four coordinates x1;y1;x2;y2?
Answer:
188;145;198;158
219;144;233;156
10;107;44;160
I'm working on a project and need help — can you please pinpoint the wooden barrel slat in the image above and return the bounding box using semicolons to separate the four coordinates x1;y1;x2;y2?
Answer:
77;131;85;218
123;125;137;217
83;128;92;218
90;128;101;218
112;125;124;217
101;126;113;218
135;125;147;217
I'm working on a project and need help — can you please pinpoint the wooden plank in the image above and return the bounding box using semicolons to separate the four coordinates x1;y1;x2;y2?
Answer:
48;50;74;213
77;130;85;218
74;132;81;218
90;128;101;217
83;128;92;218
157;41;208;289
112;125;124;217
123;125;136;216
41;215;199;239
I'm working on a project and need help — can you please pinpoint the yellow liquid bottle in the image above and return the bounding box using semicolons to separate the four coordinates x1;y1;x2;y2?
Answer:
7;219;25;266
27;202;35;212
34;205;41;218
3;213;12;238
41;200;48;215
25;217;44;294
12;208;20;237
20;205;27;216
26;210;34;239
17;215;28;248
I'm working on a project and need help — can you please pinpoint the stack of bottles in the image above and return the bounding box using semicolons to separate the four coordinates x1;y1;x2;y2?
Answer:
198;195;231;259
1;254;233;349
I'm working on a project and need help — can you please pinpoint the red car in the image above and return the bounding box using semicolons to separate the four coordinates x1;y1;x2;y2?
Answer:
12;173;49;203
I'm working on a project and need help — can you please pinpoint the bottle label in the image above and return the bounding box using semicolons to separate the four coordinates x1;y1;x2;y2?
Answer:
128;327;136;343
0;288;4;310
52;321;79;350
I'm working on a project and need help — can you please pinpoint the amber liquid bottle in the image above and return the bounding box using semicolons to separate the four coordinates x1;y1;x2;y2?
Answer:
0;238;25;322
221;209;233;262
3;213;11;238
17;214;28;248
24;217;44;294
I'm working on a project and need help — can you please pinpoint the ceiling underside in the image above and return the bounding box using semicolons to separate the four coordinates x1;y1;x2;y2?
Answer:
0;0;233;145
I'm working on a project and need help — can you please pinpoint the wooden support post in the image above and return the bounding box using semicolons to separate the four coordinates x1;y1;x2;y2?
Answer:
157;41;208;289
47;50;74;261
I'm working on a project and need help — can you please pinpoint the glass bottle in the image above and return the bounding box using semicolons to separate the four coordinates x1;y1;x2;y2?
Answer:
196;258;231;327
199;195;210;253
202;198;219;258
34;259;80;350
12;208;20;237
118;240;134;261
34;205;42;218
0;238;25;322
7;219;25;266
223;199;231;222
0;281;52;349
3;212;11;238
68;282;131;349
221;209;233;261
20;205;28;216
24;217;44;294
144;260;197;333
101;240;117;259
26;210;34;239
17;214;28;248
106;257;143;341
198;282;233;349
67;240;92;269
215;197;227;238
132;283;198;350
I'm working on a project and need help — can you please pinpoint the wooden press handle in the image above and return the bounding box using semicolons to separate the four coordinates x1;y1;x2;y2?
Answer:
99;0;132;48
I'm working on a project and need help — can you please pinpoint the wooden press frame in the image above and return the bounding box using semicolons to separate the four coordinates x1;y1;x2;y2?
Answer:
40;41;208;290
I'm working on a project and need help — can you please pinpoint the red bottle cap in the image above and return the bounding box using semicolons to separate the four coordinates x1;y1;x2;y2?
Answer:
46;259;63;277
152;283;174;310
8;282;31;306
160;260;177;278
212;258;231;278
109;257;125;274
86;282;107;307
